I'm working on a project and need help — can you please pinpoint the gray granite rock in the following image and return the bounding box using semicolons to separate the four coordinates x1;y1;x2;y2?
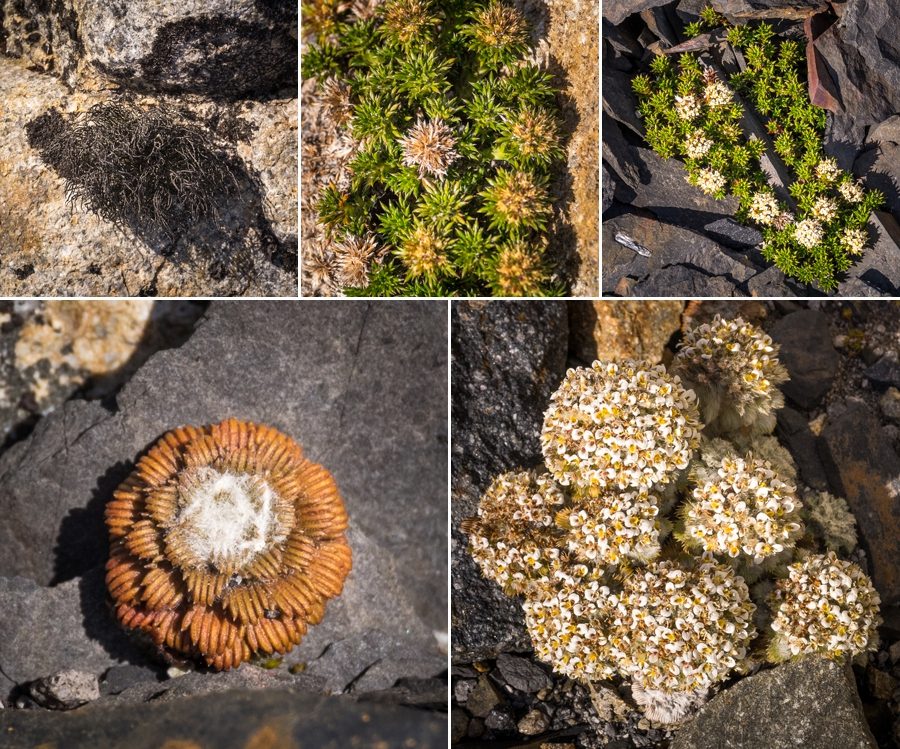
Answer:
603;0;671;26
602;210;757;296
0;689;447;749
78;1;297;97
495;653;552;693
769;309;839;410
29;670;100;710
820;398;900;607
451;302;569;661
671;658;876;749
0;569;144;702
813;0;900;128
0;301;448;696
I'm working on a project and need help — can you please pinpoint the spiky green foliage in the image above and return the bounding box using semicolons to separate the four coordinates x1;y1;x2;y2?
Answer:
633;15;884;292
303;0;565;296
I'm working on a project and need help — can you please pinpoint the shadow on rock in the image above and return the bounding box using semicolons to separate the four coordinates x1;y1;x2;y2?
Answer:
52;460;134;586
25;102;297;289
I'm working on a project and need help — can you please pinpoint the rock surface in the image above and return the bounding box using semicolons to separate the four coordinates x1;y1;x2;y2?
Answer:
0;301;448;702
569;300;684;365
29;670;100;710
671;658;876;749
0;689;447;749
769;309;839;410
451;302;569;661
819;398;900;607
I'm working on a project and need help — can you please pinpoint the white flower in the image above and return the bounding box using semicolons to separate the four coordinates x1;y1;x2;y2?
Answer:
398;118;458;180
704;80;732;108
675;93;702;121
841;227;868;256
748;191;781;226
811;196;839;223
685;455;803;563
815;158;841;182
793;217;824;248
540;361;701;492
694;167;726;196
770;552;881;659
838;180;864;203
685;130;713;159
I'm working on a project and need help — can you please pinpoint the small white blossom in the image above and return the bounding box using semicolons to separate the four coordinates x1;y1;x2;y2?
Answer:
811;196;839;223
540;361;701;492
685;130;713;159
704;79;732;108
841;227;868;256
675;93;702;121
793;217;824;248
770;552;881;660
748;191;781;226
815;157;841;182
838;179;864;203
694;167;726;195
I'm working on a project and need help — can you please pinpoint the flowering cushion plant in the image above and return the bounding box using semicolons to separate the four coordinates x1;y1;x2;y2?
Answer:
631;10;885;292
303;0;566;296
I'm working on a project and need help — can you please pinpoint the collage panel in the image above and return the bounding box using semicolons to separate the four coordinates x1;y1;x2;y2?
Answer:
0;4;299;297
452;300;899;748
301;0;600;298
601;2;900;298
0;300;448;747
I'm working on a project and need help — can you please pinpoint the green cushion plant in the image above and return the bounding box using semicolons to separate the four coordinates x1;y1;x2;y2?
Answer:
302;0;567;296
632;8;885;292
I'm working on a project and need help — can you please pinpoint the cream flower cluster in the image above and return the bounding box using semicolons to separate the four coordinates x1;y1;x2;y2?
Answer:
466;470;565;594
841;227;867;256
748;191;781;225
540;361;701;492
608;561;756;692
770;552;881;659
675;93;702;121
562;489;661;566
793;217;824;249
838;179;864;204
811;196;839;223
815;157;841;182
522;564;616;681
684;455;803;563
703;79;732;108
693;167;726;195
685;130;713;159
673;315;789;427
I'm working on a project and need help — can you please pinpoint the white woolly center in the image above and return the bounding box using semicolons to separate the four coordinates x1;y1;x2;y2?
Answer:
175;468;280;570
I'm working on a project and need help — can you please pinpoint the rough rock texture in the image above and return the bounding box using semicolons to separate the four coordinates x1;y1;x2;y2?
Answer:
602;210;770;296
0;300;203;441
820;398;900;607
77;1;296;97
0;302;448;701
569;300;684;365
812;1;900;129
29;670;100;710
0;0;298;297
769;309;839;410
0;689;447;749
671;658;876;749
451;302;569;661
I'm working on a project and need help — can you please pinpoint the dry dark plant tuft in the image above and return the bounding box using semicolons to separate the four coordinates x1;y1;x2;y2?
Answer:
26;103;244;242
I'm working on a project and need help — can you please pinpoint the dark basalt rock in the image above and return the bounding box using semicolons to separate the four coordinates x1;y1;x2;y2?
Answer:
451;302;569;662
769;309;839;410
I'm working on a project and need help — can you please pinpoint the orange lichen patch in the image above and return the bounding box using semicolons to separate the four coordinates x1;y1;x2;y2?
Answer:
104;418;352;670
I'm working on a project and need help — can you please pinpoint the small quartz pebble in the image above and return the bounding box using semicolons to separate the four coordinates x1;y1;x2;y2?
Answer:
29;670;100;710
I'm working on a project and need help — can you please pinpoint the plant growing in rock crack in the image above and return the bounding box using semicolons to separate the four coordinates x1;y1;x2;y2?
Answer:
464;315;881;726
631;10;885;292
302;0;566;296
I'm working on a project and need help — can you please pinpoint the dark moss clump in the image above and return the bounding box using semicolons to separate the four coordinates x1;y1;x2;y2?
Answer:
26;102;244;241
